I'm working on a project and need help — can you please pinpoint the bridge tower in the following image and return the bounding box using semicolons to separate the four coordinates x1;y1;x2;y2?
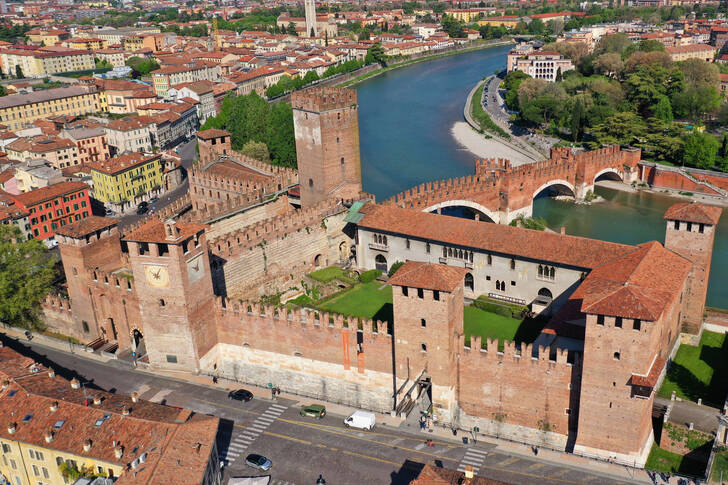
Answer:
304;0;317;38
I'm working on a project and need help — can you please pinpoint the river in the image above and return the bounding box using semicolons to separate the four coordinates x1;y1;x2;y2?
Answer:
355;45;728;308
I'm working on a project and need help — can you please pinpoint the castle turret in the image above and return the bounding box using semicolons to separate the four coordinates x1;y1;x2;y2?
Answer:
291;87;362;207
388;261;468;424
55;217;124;341
197;129;231;165
663;202;721;334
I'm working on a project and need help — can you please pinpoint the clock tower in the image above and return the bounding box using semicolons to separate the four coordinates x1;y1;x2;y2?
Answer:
124;219;216;371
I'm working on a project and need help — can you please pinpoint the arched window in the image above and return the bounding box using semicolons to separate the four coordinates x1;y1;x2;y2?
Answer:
487;254;492;265
382;235;387;245
538;265;543;277
448;248;452;257
375;254;387;272
510;259;515;270
550;267;555;279
464;273;474;291
442;247;447;257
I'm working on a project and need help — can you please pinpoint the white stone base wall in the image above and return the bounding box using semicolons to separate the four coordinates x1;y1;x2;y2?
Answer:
456;407;568;450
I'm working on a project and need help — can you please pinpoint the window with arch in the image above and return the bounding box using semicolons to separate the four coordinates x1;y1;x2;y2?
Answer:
613;352;620;360
308;178;313;187
487;254;492;265
425;243;430;254
340;157;344;165
159;299;166;307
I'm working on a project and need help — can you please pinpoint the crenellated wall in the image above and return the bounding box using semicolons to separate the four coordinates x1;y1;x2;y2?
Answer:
457;336;580;449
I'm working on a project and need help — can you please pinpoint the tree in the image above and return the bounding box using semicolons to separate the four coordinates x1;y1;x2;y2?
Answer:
593;53;623;78
528;18;545;36
683;131;719;169
679;58;719;88
15;65;23;78
0;226;57;330
125;56;160;77
365;42;387;66
302;70;319;84
651;95;673;123
597;33;631;55
672;85;721;120
241;140;270;162
590;111;646;147
570;97;586;141
287;22;298;36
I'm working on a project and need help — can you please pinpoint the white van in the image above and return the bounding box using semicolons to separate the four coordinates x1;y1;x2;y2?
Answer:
344;410;376;430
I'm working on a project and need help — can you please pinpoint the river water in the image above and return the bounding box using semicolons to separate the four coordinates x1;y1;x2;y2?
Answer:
355;45;728;308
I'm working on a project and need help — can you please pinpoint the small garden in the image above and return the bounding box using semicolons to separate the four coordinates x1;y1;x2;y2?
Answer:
658;331;728;407
464;296;546;350
645;423;713;477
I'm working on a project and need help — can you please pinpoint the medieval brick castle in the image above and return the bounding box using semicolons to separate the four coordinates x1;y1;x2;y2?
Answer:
41;87;721;468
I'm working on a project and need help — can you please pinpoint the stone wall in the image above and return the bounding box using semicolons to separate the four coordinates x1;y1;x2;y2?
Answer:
205;195;293;239
457;338;578;449
640;163;724;196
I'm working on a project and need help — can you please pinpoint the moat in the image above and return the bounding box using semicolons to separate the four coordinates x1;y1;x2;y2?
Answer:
356;45;728;308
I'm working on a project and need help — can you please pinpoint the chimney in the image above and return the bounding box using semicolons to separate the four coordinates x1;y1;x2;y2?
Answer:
45;431;54;443
93;396;102;406
70;378;81;389
83;439;92;452
131;392;139;403
50;401;59;412
48;368;55;378
464;464;474;479
114;446;123;459
7;422;16;434
560;226;566;235
1;380;9;390
122;406;131;416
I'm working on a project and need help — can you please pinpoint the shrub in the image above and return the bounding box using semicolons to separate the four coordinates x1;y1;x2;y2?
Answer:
359;269;382;283
388;261;404;277
473;298;523;318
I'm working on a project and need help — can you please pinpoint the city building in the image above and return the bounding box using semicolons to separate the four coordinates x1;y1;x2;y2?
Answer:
0;86;101;131
151;62;221;98
9;181;91;239
0;49;95;77
88;152;163;207
0;344;220;485
168;80;217;123
60;126;110;165
13;159;65;192
0;204;31;240
665;43;717;62
6;136;80;169
508;51;576;82
103;116;155;155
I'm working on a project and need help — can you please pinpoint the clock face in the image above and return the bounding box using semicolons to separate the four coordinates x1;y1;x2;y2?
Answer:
187;254;204;283
144;264;170;288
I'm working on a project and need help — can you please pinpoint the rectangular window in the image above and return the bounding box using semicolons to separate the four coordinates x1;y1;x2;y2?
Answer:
166;354;178;363
633;319;641;331
433;290;439;301
615;317;622;328
406;239;410;249
401;286;408;297
417;288;424;299
699;223;705;234
32;465;39;476
597;315;605;326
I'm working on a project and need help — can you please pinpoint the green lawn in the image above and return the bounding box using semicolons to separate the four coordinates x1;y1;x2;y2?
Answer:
658;331;728;407
712;450;728;482
645;444;706;476
309;266;346;283
463;306;545;349
317;282;393;323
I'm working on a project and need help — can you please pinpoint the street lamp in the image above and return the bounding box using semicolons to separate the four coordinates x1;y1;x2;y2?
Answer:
316;475;326;485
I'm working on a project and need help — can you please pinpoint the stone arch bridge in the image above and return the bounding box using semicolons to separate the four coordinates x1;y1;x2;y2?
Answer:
385;146;641;224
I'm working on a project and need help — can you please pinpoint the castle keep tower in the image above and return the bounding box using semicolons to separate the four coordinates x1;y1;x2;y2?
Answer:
304;0;317;37
663;202;722;334
388;261;468;424
124;219;216;372
291;87;362;207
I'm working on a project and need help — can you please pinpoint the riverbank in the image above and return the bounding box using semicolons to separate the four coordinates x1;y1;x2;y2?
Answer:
596;180;728;208
339;39;514;89
451;121;535;164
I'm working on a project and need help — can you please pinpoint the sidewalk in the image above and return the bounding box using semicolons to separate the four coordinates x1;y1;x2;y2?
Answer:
3;325;656;484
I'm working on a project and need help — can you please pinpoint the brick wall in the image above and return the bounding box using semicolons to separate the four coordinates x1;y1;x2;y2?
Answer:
640;164;723;195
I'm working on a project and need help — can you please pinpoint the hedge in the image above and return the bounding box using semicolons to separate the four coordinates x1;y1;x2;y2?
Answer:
359;269;382;283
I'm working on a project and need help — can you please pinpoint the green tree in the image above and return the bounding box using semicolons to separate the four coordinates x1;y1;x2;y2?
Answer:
0;226;57;330
682;131;719;169
570;97;586;141
590;111;646;147
651;95;673;123
287;22;298;36
241;140;270;162
672;85;721;120
365;42;387;66
125;56;160;77
528;18;545;35
302;70;319;84
265;101;296;168
597;33;631;55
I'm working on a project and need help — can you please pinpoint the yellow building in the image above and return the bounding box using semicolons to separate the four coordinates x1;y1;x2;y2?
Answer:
0;86;101;131
122;34;144;52
89;152;164;204
0;49;95;77
26;29;70;46
446;9;489;22
64;38;108;50
478;16;522;28
0;345;220;485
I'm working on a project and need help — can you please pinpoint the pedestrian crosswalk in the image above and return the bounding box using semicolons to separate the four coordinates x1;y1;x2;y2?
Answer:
269;480;297;485
456;447;488;475
219;402;288;464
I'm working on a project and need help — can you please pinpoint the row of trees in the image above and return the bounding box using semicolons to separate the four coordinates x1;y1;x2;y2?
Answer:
200;92;297;168
505;34;728;170
265;59;366;98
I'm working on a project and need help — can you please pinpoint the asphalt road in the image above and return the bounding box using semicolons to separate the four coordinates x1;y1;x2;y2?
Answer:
0;334;641;485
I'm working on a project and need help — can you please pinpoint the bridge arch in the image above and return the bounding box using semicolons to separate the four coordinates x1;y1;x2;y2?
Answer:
532;179;576;200
593;168;623;183
424;200;498;223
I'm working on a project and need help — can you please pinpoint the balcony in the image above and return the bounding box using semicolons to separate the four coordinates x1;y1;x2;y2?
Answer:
368;242;388;252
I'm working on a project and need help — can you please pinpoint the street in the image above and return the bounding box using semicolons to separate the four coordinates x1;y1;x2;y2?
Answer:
0;334;641;485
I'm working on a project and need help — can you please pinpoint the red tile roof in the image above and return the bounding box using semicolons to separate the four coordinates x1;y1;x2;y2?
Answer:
412;464;510;484
197;128;230;140
632;356;666;388
87;152;160;176
574;242;691;321
388;261;468;292
124;219;207;244
55;215;117;238
358;204;634;270
664;202;722;225
11;181;88;207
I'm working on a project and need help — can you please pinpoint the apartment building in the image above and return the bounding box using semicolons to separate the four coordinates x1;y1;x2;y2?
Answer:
93;48;125;67
665;43;717;62
0;86;100;131
0;345;220;485
151;61;221;97
63;37;107;50
60;126;109;165
168;80;216;123
0;49;94;77
12;159;65;192
0;204;31;240
9;181;91;239
103;115;155;155
88;152;163;204
96;79;156;114
6;136;79;169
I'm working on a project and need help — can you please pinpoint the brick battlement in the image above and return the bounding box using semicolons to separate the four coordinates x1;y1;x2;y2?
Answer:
215;297;392;337
291;86;357;113
90;268;135;293
208;199;344;257
122;194;193;236
42;294;73;316
226;151;298;178
385;174;496;207
462;336;574;366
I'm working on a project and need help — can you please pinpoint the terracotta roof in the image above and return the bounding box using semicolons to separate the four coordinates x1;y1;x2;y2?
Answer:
11;181;88;207
124;219;207;244
87;152;160;176
388;261;468;292
664;202;722;225
105;115;156;131
358;204;634;270
412;464;510;484
0;205;28;221
55;215;117;238
7;136;75;153
666;43;716;53
631;356;666;388
0;86;93;110
574;242;691;321
197;128;230;140
0;345;219;485
203;159;271;182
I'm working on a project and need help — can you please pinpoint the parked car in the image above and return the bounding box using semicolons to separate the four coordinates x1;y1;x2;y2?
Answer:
138;201;148;208
344;410;375;430
136;205;148;215
244;454;272;471
228;389;253;402
300;404;326;419
104;208;115;216
149;196;159;204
